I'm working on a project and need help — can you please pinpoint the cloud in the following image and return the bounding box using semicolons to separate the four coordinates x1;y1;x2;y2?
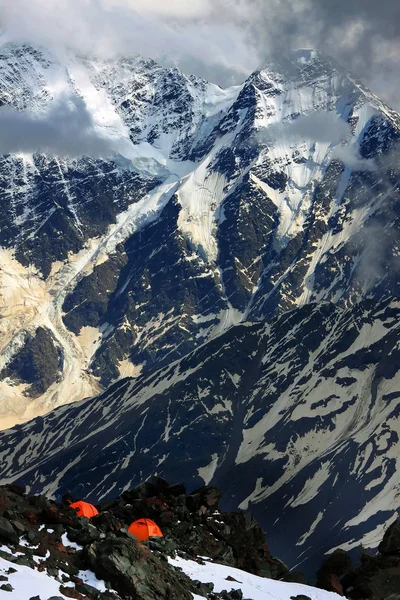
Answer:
286;113;351;144
331;146;376;172
0;94;114;157
0;0;399;107
256;112;351;145
255;112;377;172
0;0;258;84
243;0;400;107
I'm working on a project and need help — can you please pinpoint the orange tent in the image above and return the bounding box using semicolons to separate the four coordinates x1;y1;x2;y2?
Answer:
70;501;99;519
128;518;163;542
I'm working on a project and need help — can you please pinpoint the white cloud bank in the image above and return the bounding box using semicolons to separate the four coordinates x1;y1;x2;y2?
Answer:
0;95;114;157
0;0;399;105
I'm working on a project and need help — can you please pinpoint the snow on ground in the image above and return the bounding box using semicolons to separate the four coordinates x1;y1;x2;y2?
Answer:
177;161;227;262
0;553;110;599
61;532;83;551
77;569;108;592
0;556;70;599
169;556;344;600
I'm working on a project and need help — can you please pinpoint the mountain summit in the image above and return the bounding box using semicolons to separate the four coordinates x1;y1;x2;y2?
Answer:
1;43;399;428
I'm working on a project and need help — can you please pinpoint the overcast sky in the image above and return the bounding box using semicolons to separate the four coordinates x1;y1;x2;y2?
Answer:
0;0;399;107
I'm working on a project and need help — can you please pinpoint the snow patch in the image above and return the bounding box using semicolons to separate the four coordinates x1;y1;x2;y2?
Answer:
169;555;343;600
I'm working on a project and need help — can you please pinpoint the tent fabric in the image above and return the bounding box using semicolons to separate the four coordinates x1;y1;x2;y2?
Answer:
128;518;163;542
70;501;99;518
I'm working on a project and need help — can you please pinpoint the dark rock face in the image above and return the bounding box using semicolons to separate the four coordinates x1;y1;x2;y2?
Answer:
84;536;193;600
83;196;227;385
62;248;129;336
0;327;61;396
0;515;19;545
0;153;157;279
379;520;400;555
217;175;278;311
316;550;351;595
316;537;400;600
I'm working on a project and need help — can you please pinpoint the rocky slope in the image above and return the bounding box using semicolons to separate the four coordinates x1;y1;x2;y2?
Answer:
1;43;400;426
0;481;399;599
1;295;400;574
0;480;342;600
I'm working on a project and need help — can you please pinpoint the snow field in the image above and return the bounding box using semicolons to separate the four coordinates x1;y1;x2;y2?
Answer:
169;556;344;600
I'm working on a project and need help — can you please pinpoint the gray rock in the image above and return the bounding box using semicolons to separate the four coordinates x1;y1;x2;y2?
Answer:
84;535;194;600
0;516;19;545
192;580;214;596
26;530;39;544
67;522;100;545
15;556;33;567
47;567;60;578
75;581;102;597
283;571;308;585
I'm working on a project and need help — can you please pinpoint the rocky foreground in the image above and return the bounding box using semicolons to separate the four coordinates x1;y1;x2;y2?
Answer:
0;479;398;599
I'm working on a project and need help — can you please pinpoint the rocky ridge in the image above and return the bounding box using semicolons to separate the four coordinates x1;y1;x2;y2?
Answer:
0;481;399;599
0;479;300;600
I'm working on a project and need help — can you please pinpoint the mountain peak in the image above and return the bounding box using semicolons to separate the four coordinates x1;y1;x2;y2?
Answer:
253;48;343;85
292;48;319;63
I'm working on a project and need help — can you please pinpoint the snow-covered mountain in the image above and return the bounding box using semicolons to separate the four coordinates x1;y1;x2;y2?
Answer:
1;295;400;574
1;41;400;575
1;43;400;428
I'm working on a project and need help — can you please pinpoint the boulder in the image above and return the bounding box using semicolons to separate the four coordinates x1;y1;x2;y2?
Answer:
59;585;83;599
283;571;308;585
5;484;25;497
150;476;170;494
379;520;400;555
29;495;52;511
325;574;344;596
43;507;76;527
187;486;222;512
67;522;100;545
84;535;194;600
164;484;186;497
92;511;121;533
0;516;19;545
317;548;351;592
75;580;103;598
122;482;156;501
192;580;214;596
10;520;26;534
